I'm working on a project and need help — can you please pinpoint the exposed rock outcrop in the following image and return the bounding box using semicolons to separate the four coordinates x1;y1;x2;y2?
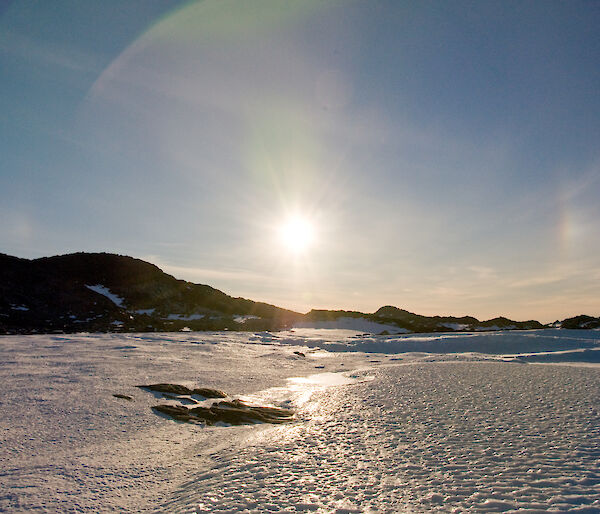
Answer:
137;383;227;398
113;393;133;400
139;383;295;426
153;399;295;425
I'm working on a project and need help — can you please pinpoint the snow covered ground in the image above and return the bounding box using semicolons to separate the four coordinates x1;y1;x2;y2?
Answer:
292;317;409;334
1;329;599;512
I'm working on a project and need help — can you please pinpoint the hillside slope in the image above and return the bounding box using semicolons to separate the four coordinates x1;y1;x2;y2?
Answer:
0;252;300;334
303;305;544;334
2;252;593;335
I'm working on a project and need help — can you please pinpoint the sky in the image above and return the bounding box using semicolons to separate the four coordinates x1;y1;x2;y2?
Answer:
1;0;599;322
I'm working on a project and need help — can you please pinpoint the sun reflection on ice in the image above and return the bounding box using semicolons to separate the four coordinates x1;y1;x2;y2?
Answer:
240;370;374;416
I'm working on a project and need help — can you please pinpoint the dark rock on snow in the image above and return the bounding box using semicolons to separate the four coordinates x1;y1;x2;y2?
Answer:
153;405;194;422
138;383;194;395
113;393;133;400
153;399;295;426
137;383;227;398
193;387;228;399
141;383;294;426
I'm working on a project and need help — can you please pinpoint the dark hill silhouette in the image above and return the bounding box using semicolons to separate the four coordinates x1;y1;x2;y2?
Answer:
305;305;543;333
559;315;600;330
0;252;300;334
0;252;592;335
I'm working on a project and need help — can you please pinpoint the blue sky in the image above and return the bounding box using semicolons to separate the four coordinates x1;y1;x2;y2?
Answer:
1;0;599;322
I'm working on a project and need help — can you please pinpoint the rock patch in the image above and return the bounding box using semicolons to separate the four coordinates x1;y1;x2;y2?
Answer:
153;399;295;426
113;393;133;400
139;383;295;426
136;383;227;398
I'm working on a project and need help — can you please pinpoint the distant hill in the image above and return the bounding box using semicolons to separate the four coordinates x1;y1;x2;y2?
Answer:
0;252;593;335
303;305;544;334
555;315;600;330
0;252;301;334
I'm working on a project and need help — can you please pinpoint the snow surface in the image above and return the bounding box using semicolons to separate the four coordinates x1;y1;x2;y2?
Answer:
441;322;469;331
293;316;409;334
234;315;261;323
1;329;600;512
85;284;125;308
135;309;156;315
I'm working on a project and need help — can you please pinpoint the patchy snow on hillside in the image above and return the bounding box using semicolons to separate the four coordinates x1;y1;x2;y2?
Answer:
441;322;469;331
85;284;125;308
135;308;155;315
9;304;29;311
234;314;261;323
1;329;599;512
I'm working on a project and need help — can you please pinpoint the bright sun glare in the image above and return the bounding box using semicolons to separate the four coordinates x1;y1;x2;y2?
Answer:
279;216;315;253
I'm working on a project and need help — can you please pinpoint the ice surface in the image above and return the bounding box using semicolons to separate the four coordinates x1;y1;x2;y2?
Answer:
1;330;599;512
279;328;600;356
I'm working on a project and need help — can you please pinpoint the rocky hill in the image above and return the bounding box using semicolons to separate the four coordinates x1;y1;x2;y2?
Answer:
304;305;544;334
0;252;301;334
1;252;595;335
554;315;600;330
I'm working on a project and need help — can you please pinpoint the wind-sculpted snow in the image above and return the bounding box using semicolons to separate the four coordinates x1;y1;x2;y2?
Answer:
1;330;599;511
164;363;600;513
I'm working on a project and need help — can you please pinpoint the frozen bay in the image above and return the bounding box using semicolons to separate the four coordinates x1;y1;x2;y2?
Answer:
1;330;599;512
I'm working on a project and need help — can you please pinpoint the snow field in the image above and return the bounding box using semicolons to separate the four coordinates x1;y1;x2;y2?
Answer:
1;330;599;512
163;362;600;513
0;333;366;512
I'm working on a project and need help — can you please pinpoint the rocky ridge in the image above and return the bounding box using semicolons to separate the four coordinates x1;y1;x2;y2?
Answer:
0;252;300;334
1;252;595;335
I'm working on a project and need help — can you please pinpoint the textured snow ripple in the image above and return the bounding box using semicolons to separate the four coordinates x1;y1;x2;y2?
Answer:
0;333;368;512
2;332;600;512
162;363;600;513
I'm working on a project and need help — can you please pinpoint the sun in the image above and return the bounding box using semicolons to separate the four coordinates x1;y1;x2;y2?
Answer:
278;216;315;253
